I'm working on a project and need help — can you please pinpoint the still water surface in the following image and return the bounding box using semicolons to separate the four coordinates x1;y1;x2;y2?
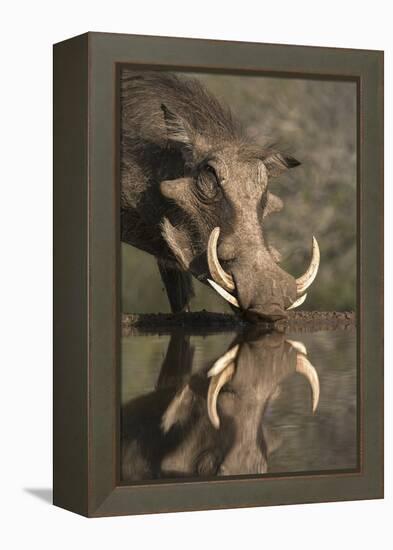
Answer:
121;328;357;482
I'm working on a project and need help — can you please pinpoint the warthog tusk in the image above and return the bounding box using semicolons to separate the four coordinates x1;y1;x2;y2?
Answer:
208;344;240;377
286;339;307;355
296;354;320;413
296;236;320;295
287;293;307;310
207;363;235;429
207;227;235;291
207;279;240;308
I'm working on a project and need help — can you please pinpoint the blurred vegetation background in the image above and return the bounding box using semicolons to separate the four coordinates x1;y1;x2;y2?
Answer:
122;72;357;313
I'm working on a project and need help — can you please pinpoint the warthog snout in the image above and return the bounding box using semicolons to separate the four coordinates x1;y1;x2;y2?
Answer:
206;227;320;321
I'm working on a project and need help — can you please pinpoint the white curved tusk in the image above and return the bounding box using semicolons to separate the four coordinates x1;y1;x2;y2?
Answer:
296;354;320;413
207;227;235;291
208;344;239;378
207;363;235;429
286;339;307;356
208;279;240;308
287;293;307;310
296;236;320;295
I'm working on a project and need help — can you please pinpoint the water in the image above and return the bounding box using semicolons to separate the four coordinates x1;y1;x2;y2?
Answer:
121;327;357;482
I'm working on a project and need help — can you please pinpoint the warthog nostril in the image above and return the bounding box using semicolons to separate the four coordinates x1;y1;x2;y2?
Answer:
246;304;287;322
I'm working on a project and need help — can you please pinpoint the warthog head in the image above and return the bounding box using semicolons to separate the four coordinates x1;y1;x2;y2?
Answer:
159;100;320;321
121;329;320;480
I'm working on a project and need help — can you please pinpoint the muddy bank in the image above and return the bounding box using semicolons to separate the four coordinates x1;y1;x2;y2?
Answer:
122;310;355;335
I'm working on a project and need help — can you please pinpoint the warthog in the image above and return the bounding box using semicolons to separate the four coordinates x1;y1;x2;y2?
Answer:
121;71;320;321
121;330;319;480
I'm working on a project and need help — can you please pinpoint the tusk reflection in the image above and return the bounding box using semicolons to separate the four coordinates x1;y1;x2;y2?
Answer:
208;344;239;377
207;363;235;429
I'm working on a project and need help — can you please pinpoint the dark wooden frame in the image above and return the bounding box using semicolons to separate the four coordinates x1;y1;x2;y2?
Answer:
53;32;383;517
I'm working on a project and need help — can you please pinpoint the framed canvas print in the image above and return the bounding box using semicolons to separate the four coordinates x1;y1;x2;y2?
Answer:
53;32;383;517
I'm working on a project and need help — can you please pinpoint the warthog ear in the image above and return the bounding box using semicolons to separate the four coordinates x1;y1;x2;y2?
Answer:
263;152;301;178
161;104;193;149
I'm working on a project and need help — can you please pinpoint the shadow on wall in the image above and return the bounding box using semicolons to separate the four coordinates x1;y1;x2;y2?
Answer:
122;73;357;314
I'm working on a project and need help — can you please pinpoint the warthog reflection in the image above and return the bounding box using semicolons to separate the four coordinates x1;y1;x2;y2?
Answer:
121;329;319;481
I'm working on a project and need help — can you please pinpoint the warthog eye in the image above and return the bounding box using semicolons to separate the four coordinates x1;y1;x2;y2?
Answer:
196;163;221;202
